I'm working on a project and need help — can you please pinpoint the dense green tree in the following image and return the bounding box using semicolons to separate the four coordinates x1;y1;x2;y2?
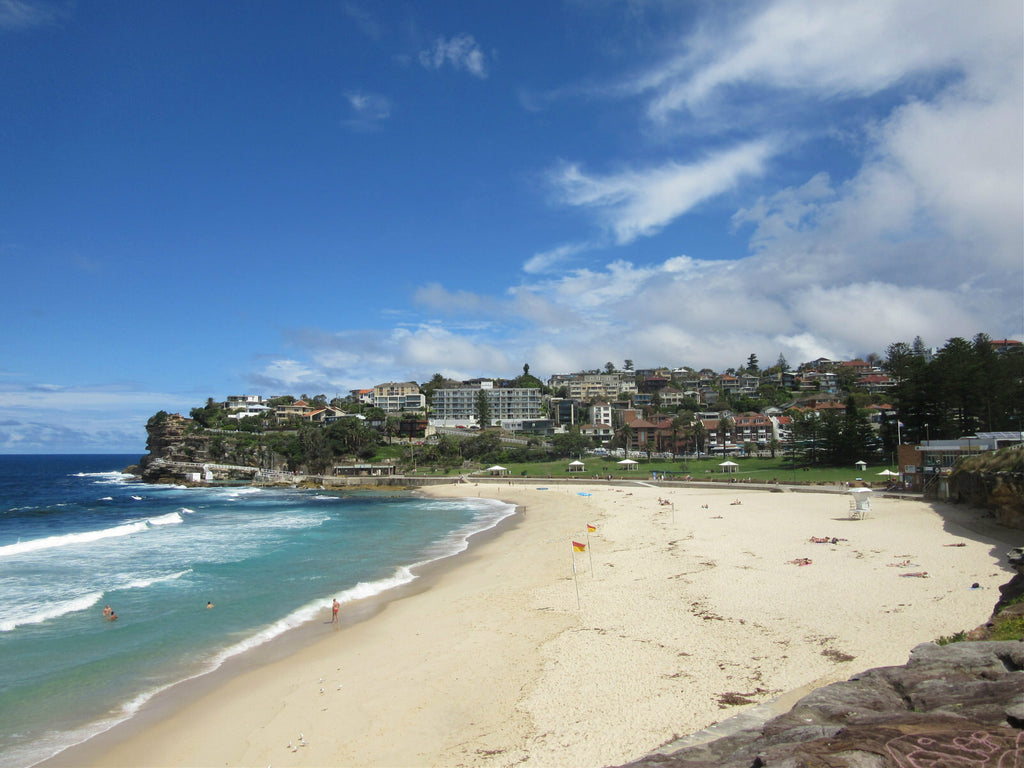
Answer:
474;389;492;428
190;398;227;429
888;335;1023;442
324;417;378;456
614;423;636;453
460;430;501;461
551;426;589;458
208;436;226;461
383;416;400;444
300;427;332;474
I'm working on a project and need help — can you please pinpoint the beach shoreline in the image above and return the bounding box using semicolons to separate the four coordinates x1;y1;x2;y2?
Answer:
41;481;1019;768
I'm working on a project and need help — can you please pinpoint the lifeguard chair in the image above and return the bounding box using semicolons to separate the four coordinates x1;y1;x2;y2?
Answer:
848;488;872;519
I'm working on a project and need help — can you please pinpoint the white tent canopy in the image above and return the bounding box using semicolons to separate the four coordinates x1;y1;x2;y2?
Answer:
719;460;739;473
617;459;638;470
486;465;509;476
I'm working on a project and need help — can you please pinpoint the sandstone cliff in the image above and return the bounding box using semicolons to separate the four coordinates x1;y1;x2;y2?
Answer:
950;447;1024;529
137;412;285;483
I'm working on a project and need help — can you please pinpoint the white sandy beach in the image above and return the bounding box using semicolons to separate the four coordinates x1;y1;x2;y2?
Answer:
54;481;1018;768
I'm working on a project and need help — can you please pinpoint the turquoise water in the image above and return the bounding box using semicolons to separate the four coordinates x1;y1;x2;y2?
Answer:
0;456;513;767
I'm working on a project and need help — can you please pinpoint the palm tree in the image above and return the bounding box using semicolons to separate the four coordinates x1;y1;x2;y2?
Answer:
691;420;707;456
616;423;636;454
717;416;734;454
669;415;687;456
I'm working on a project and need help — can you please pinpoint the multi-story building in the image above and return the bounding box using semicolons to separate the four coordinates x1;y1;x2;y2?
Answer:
371;382;426;414
589;403;613;430
275;400;314;419
429;381;543;429
224;395;264;410
224;395;271;420
549;398;578;427
731;412;774;447
547;373;637;402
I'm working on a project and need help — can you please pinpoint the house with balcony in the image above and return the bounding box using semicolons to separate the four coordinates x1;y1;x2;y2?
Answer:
856;373;894;393
580;422;614;441
275;400;314;420
371;382;426;414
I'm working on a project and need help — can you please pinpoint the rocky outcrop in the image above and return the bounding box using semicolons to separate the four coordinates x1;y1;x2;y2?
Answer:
621;554;1024;768
950;450;1024;529
138;412;286;483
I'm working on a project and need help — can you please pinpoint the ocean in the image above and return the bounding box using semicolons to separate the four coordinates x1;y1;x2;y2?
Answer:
0;455;514;768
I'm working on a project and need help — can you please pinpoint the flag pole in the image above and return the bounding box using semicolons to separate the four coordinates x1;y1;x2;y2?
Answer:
585;527;594;575
571;543;581;609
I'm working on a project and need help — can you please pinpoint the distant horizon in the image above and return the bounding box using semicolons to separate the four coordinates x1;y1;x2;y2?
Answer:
2;1;1020;454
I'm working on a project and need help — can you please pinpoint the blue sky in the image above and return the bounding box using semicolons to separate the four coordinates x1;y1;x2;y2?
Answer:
1;0;1021;453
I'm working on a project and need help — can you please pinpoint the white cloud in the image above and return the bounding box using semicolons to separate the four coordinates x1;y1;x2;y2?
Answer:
0;0;58;31
418;34;489;78
242;0;1021;388
550;138;779;244
636;0;1021;121
0;383;196;453
343;91;392;130
523;242;592;274
249;359;323;392
346;91;391;119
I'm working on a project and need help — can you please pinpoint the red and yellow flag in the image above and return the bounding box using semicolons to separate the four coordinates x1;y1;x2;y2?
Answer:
586;524;596;532
572;541;586;552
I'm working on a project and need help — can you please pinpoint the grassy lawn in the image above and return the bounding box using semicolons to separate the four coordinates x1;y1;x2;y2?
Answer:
460;456;899;486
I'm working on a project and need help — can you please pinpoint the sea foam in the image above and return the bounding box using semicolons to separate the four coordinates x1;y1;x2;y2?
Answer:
0;521;149;558
0;591;104;633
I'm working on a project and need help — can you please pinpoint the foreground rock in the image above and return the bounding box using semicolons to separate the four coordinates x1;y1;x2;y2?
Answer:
623;640;1023;767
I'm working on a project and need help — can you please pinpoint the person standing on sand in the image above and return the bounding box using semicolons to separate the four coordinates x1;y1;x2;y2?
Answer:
331;599;340;624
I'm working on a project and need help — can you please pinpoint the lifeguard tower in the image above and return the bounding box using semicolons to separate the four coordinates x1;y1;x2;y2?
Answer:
848;488;872;519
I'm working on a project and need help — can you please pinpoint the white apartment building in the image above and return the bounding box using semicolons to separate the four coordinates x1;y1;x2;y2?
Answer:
588;402;613;429
430;382;543;429
224;395;264;410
